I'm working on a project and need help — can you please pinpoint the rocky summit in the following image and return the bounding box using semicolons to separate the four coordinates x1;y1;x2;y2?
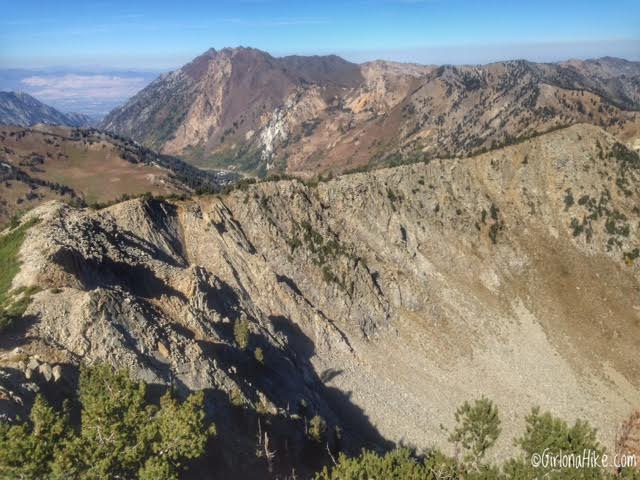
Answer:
2;124;639;476
102;48;640;176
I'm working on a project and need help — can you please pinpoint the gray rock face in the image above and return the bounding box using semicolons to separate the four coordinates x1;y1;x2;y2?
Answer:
51;365;62;382
6;124;640;459
0;367;40;423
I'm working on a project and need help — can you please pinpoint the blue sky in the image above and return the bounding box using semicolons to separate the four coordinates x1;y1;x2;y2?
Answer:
0;0;637;116
1;0;639;68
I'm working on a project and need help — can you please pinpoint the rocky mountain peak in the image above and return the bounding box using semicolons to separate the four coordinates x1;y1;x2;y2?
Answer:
101;50;640;177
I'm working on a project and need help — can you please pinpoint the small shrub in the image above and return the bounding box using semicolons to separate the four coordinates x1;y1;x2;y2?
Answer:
229;386;245;407
570;217;584;237
308;415;327;443
578;194;590;206
254;347;264;365
234;316;250;350
449;397;501;466
321;266;340;285
488;223;500;244
564;190;574;210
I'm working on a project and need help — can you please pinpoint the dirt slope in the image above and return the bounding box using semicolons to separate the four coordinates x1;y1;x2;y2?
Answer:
0;125;235;227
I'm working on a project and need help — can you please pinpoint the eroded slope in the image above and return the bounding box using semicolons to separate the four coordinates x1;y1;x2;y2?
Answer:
2;125;639;472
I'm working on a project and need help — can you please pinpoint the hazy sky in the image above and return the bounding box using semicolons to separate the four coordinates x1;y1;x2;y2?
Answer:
1;0;639;69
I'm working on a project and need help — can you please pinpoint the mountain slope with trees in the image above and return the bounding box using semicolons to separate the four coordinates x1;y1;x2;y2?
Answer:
102;49;640;176
0;125;237;227
0;91;95;128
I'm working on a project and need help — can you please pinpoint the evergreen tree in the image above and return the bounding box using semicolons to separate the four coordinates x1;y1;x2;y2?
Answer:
234;315;250;350
0;364;215;480
51;364;156;478
315;448;430;480
449;397;501;468
0;395;70;479
144;390;216;476
504;406;605;480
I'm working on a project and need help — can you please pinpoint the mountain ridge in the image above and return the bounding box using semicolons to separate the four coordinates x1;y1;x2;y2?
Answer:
101;48;640;177
0;91;95;128
2;123;639;477
0;125;237;227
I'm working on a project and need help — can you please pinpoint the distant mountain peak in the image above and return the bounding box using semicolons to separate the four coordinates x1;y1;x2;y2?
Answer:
0;91;94;128
101;50;640;177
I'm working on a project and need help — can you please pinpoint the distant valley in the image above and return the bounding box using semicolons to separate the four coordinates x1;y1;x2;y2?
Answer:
0;125;236;227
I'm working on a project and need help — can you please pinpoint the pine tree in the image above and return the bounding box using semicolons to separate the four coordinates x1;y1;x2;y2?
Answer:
51;364;155;478
504;406;605;480
0;395;70;479
142;390;216;477
315;448;430;480
234;315;250;349
0;364;215;480
449;397;501;468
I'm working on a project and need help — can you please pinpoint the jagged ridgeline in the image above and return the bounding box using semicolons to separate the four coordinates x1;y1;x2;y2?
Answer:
0;91;95;128
102;49;640;176
0;124;639;477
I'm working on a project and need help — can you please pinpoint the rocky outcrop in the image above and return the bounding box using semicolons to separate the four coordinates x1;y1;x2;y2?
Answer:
2;125;640;474
0;347;70;423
